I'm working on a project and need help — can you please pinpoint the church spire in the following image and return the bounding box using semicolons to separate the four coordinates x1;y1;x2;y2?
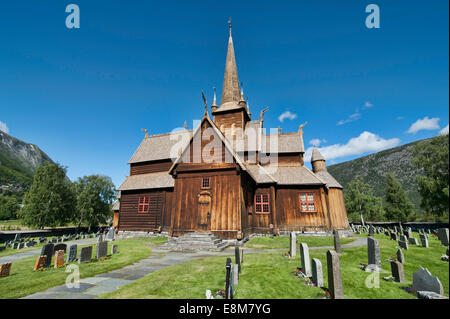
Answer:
221;18;241;105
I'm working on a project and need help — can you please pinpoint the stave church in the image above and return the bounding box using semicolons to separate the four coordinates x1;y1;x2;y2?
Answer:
115;25;350;240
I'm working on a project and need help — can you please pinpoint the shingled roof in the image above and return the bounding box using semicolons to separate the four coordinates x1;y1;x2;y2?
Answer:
314;171;343;189
118;172;174;191
128;130;192;164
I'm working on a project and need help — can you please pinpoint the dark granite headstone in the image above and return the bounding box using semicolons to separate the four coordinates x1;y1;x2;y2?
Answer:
396;248;405;263
225;258;233;299
40;243;54;268
67;244;78;263
367;237;381;271
311;258;323;287
78;246;92;264
54;243;67;253
390;261;405;282
333;230;342;253
234;246;241;273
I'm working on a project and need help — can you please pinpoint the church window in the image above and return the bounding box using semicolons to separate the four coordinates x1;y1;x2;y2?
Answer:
201;177;210;189
138;196;150;213
255;193;270;214
299;193;316;212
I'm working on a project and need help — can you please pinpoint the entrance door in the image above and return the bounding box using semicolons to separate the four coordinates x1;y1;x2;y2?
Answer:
197;192;212;232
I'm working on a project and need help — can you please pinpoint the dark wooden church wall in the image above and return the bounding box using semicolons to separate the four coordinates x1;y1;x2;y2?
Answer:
118;189;168;231
326;188;350;230
130;159;173;175
275;186;331;231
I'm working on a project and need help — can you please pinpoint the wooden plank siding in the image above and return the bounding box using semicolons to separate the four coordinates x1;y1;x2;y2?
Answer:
118;189;170;231
275;186;330;232
326;188;350;230
130;159;173;175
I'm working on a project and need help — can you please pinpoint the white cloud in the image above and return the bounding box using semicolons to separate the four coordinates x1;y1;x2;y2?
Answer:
363;101;373;109
397;116;404;120
278;111;297;123
309;138;327;147
0;121;9;134
438;124;449;136
407;116;440;134
337;111;361;125
304;131;400;162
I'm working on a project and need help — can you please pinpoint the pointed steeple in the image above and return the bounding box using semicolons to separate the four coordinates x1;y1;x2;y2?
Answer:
311;147;327;173
221;19;241;105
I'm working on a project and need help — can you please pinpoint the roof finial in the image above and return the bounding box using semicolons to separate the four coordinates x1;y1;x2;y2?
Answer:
183;120;187;129
259;107;269;122
212;87;218;107
228;17;232;36
141;128;149;138
202;91;208;115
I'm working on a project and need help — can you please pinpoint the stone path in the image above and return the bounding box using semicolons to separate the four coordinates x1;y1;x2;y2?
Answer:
0;238;98;264
21;237;367;299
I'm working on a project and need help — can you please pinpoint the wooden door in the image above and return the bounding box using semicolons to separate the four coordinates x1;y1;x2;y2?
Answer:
197;191;212;232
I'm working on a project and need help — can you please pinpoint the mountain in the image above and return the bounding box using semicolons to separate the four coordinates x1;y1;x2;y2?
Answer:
0;130;54;186
327;138;429;211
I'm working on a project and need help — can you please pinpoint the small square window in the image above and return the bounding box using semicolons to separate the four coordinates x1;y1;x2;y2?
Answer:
299;193;316;213
201;177;210;189
255;193;270;214
138;196;150;213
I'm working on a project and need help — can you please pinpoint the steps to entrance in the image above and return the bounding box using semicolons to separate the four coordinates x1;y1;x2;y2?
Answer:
160;233;229;252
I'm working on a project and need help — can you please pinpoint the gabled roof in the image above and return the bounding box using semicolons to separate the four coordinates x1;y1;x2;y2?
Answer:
128;130;192;164
263;165;325;186
262;133;304;153
314;171;343;189
168;112;248;174
118;172;174;191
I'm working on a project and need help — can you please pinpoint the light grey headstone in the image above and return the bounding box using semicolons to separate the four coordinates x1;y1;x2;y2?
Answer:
289;232;296;258
412;267;444;295
233;264;239;286
111;244;118;254
311;258;323;287
326;250;344;299
96;241;108;259
79;246;92;264
300;243;311;277
106;227;115;241
333;230;342;253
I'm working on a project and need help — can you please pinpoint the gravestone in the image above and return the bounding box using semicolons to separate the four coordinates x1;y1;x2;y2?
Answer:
40;243;54;268
367;237;381;272
17;242;24;249
111;244;118;254
390;261;405;283
390;232;398;241
34;255;47;271
300;243;311;276
0;262;12;278
14;234;20;241
420;234;429;248
311;258;323;287
407;228;413;239
412;267;444;295
289;232;296;258
97;233;103;243
79;246;93;264
234;246;241;273
67;244;78;263
438;228;449;246
326;250;344;299
54;243;67;253
408;237;419;245
240;248;244;264
54;250;65;268
96;241;108;259
333;230;342;254
106;227;115;241
368;226;374;237
398;240;409;250
225;258;233;299
396;248;405;264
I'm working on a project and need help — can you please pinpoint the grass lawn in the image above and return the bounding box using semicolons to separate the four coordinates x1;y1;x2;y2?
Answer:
101;233;448;299
0;237;166;299
243;235;356;250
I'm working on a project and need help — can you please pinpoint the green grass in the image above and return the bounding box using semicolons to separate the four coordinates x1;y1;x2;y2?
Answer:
243;235;356;250
0;237;165;299
101;233;448;299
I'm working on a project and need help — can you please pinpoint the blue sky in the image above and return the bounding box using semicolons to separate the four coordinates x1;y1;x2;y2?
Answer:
0;0;448;187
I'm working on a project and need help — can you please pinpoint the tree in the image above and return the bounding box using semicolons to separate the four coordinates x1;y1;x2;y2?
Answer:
344;178;384;224
18;163;75;228
412;134;449;216
0;195;20;220
73;175;116;231
383;173;415;222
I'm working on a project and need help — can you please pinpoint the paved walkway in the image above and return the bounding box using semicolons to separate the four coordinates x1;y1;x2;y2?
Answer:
0;238;98;264
21;237;367;299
